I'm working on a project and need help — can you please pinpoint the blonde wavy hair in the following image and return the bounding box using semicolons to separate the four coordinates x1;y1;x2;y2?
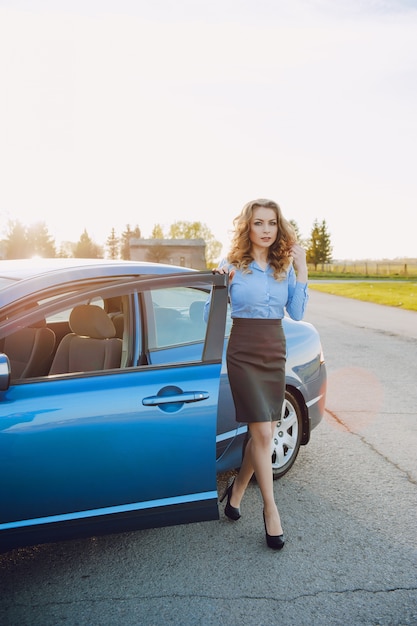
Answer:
227;198;297;280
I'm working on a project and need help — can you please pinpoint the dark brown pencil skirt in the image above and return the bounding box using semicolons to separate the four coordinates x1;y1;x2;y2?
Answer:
226;318;286;424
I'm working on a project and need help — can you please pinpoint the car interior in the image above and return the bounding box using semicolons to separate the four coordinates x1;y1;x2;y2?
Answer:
1;292;209;381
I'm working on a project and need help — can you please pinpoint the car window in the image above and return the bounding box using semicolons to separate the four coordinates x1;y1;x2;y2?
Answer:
0;290;128;382
149;287;208;348
0;278;226;381
45;296;104;323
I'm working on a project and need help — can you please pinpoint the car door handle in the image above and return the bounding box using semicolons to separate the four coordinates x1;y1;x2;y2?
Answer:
142;391;209;406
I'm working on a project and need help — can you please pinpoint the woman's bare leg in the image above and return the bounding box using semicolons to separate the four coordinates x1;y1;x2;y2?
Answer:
229;421;283;535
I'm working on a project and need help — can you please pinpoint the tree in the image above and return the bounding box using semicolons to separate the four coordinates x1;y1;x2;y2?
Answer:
56;242;72;258
306;219;333;269
3;220;29;259
120;224;141;260
73;229;103;258
146;244;170;263
150;224;165;239
106;227;119;260
289;219;307;247
27;221;56;258
168;221;222;267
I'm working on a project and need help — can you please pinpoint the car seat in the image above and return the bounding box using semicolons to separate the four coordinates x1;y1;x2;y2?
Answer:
3;319;56;379
49;304;122;374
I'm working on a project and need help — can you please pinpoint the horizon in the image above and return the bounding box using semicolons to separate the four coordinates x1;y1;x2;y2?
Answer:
1;221;415;265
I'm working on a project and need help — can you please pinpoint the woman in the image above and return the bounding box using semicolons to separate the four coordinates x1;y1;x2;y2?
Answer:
212;198;308;550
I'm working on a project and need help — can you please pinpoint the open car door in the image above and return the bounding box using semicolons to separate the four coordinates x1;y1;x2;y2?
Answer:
0;271;228;551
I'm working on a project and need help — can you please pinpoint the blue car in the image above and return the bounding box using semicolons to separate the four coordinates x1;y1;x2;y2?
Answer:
0;258;326;551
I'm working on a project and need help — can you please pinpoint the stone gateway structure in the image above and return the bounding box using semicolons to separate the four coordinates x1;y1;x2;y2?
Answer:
129;238;207;270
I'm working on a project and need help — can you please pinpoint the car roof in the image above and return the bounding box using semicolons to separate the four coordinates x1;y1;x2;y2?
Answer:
0;258;193;281
0;258;195;306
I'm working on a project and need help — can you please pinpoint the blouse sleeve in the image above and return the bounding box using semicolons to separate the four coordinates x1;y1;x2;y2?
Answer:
286;266;309;321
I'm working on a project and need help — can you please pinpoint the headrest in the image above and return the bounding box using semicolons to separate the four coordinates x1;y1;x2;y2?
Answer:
189;300;204;322
154;308;180;323
29;318;47;328
105;297;122;314
22;302;47;327
69;305;116;339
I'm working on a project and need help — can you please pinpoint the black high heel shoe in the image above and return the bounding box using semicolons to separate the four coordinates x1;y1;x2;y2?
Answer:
219;479;241;521
263;510;285;550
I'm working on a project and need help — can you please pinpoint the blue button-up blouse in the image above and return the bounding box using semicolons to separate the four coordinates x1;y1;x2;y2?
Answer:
205;260;308;322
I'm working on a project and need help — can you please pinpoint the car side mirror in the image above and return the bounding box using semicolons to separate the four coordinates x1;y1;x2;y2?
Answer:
0;353;11;391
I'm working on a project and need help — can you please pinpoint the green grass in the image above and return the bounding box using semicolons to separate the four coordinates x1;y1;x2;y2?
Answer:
309;281;417;312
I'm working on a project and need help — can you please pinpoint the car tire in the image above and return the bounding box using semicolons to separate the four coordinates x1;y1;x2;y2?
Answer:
271;389;303;479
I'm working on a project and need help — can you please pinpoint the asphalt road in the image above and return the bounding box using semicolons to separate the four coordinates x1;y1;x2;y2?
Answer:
1;290;416;626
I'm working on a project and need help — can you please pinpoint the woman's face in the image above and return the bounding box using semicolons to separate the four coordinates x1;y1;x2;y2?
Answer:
249;206;278;250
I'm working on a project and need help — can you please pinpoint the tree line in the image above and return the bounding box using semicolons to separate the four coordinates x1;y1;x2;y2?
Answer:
0;218;332;269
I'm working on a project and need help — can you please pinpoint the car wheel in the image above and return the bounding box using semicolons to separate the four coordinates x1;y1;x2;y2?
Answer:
271;389;303;480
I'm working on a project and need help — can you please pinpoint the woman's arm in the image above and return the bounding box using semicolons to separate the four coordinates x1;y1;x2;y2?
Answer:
291;243;308;283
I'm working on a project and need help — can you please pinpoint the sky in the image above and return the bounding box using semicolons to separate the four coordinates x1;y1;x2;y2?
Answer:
1;0;416;261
